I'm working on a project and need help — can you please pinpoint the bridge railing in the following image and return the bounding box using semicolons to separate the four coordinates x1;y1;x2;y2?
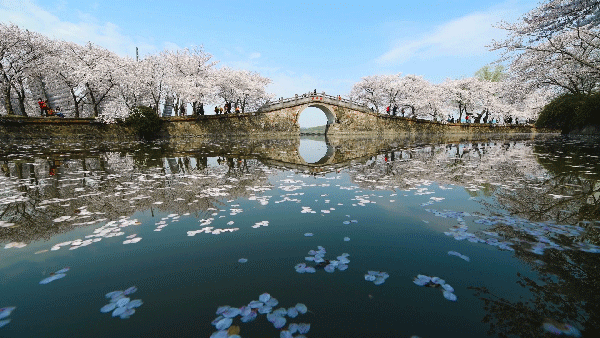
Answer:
259;92;371;112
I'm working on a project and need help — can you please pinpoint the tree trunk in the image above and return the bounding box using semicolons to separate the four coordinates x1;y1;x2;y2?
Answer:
17;85;28;117
8;78;29;117
3;84;14;115
70;88;80;118
192;101;198;117
86;84;99;117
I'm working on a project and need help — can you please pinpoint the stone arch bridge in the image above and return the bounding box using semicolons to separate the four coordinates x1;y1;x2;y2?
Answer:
253;92;442;135
158;92;541;137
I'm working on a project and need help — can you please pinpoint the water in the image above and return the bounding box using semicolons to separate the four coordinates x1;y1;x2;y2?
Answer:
0;135;598;337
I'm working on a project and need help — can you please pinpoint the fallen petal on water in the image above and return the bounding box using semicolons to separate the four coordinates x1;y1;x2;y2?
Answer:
210;330;229;338
241;312;257;322
0;307;16;320
295;303;308;314
259;293;271;303
106;291;123;299
112;307;127;317
297;323;311;334
216;306;230;315
443;291;457;301
215;317;233;330
273;316;286;329
265;297;279;307
123;286;138;295
116;297;130;308
222;307;241;318
100;303;117;313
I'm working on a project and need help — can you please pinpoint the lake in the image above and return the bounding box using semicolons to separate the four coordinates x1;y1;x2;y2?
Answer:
0;134;598;338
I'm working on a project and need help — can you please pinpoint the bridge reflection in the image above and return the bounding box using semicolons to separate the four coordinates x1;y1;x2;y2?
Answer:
2;134;596;244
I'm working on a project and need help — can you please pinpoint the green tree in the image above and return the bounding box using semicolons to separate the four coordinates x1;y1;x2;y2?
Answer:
535;93;600;133
475;65;506;82
125;105;162;140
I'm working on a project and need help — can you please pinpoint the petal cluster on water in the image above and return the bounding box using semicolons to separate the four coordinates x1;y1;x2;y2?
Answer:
542;320;581;337
0;306;15;328
187;226;239;236
426;209;600;255
39;267;70;284
364;271;389;285
295;246;350;274
413;274;457;301
101;286;143;319
447;251;470;262
252;221;269;228
211;294;311;336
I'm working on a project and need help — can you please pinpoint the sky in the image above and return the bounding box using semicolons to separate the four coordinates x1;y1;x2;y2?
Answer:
1;0;538;127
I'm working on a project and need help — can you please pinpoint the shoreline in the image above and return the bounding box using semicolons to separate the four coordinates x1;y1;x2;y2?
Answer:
0;114;560;140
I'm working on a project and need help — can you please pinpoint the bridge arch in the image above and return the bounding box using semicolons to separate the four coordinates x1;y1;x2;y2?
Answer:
301;103;336;125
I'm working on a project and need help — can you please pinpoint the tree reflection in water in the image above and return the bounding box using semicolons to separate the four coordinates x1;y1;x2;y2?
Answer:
1;135;599;337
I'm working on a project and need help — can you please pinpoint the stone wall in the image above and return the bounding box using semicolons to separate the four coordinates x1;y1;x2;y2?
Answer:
326;105;554;136
161;113;300;138
0;111;557;141
0;117;136;141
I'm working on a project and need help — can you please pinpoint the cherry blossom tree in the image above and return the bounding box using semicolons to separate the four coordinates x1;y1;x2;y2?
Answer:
113;55;149;112
0;23;51;116
214;67;272;113
65;42;122;117
136;52;172;115
500;0;600;38
42;40;89;117
441;78;477;122
396;74;433;118
349;74;402;113
165;46;217;116
494;1;600;96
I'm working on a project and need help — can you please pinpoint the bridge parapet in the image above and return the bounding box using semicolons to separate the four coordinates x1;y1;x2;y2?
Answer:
257;93;371;114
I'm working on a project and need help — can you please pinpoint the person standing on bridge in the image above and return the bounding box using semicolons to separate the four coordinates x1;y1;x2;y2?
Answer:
393;105;398;116
214;106;219;115
386;106;390;114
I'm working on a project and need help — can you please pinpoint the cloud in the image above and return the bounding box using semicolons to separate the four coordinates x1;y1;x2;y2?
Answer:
162;41;182;51
249;52;261;59
0;0;156;57
376;4;517;65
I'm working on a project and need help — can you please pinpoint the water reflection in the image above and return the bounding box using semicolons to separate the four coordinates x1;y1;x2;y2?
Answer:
298;136;333;164
0;135;599;337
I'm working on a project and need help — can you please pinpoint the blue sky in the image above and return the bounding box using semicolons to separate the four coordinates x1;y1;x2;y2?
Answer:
1;0;537;126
